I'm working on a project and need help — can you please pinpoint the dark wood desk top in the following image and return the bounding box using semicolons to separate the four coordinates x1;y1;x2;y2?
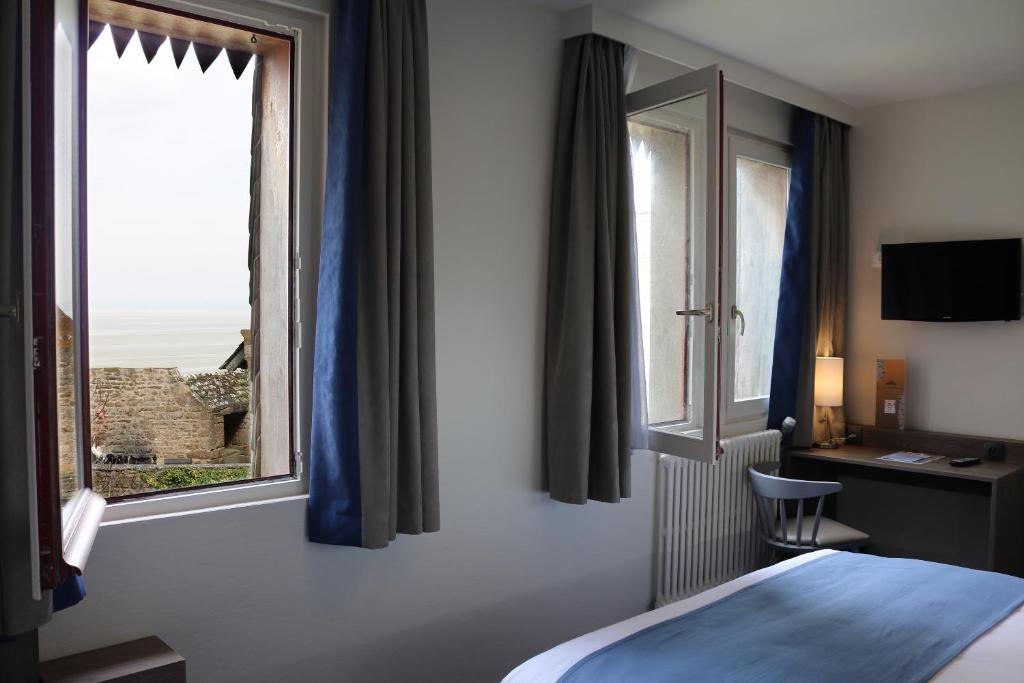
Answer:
40;636;185;682
787;445;1024;483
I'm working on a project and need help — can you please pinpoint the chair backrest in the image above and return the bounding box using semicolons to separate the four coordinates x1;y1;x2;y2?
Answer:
747;461;842;550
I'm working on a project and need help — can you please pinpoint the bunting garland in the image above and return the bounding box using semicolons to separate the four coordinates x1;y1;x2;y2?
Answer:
108;24;134;58
191;42;221;73
87;21;256;80
169;37;190;68
136;31;166;63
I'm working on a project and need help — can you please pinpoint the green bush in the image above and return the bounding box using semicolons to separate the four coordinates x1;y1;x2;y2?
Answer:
141;466;251;491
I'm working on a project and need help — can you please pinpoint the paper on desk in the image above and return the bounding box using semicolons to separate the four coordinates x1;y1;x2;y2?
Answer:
878;451;943;465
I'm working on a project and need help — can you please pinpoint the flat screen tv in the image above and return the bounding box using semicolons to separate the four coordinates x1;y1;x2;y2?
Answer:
881;238;1022;322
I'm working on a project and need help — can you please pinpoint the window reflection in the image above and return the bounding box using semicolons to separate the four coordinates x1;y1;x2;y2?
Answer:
734;156;789;401
55;9;83;502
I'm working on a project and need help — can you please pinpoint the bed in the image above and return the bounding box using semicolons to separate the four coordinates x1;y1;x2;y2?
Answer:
505;551;1024;682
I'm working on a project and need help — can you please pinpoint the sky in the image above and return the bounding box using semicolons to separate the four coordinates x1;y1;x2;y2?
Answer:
87;26;255;315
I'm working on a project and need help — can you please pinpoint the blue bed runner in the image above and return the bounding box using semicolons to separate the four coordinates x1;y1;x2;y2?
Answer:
559;552;1024;683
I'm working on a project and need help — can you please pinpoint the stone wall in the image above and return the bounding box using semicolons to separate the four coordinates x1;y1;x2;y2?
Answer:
57;309;79;501
90;368;222;464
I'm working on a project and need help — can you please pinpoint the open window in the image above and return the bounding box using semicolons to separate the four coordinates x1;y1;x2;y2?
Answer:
28;0;105;596
28;0;299;587
628;65;724;463
76;0;296;501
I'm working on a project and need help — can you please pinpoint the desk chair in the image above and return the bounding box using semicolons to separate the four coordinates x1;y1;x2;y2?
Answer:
748;461;870;557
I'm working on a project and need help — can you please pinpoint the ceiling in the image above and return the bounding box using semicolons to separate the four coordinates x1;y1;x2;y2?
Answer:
530;0;1024;107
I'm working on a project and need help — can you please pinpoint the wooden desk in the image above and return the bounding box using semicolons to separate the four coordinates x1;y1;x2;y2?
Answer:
785;445;1024;576
40;637;185;682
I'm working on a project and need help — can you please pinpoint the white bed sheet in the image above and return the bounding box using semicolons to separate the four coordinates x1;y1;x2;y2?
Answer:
504;550;1024;682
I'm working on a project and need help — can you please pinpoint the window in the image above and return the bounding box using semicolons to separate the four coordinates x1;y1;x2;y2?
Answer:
724;134;790;424
627;70;790;456
627;65;722;463
42;0;299;507
629;115;699;429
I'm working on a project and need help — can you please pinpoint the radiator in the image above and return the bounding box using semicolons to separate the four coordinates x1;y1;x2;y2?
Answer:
655;430;781;607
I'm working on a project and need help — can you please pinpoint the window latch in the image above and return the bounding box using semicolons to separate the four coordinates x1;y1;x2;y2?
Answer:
676;303;714;324
731;305;745;335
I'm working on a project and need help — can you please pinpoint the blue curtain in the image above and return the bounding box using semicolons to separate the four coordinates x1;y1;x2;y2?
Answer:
309;0;438;549
53;574;86;612
767;109;814;431
308;0;369;548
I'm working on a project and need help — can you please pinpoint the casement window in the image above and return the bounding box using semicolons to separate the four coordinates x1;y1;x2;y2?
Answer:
630;124;791;448
629;102;706;436
628;66;721;462
628;67;791;461
722;134;791;427
26;0;316;548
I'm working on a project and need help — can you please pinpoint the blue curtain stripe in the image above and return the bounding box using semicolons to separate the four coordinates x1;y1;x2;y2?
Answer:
308;0;369;546
767;108;814;432
53;574;86;612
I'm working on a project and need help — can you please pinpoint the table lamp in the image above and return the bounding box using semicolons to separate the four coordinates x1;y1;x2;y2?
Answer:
814;356;844;447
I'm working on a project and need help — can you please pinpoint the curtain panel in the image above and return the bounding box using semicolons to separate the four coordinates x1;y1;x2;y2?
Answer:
544;34;645;505
767;110;850;447
309;0;438;549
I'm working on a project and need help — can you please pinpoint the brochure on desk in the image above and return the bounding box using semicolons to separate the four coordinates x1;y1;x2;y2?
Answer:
878;451;943;465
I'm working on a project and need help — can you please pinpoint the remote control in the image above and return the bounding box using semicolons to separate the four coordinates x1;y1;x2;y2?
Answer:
950;457;982;468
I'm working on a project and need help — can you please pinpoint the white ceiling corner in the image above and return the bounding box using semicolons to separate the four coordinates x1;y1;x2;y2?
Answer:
530;0;1024;108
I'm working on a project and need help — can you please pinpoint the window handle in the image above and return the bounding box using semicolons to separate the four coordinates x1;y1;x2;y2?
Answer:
0;302;18;322
731;305;745;335
676;303;714;324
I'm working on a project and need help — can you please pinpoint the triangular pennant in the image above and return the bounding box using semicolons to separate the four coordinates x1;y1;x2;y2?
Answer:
192;43;222;73
137;31;167;63
169;38;190;68
109;25;135;58
88;21;105;48
225;49;254;80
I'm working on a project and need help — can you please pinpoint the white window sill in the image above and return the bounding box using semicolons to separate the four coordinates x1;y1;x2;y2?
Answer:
101;476;307;525
721;415;769;439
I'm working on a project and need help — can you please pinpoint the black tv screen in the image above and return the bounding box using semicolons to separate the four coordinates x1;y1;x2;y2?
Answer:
881;238;1022;322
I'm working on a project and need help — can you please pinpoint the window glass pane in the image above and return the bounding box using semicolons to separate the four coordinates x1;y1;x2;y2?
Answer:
629;93;705;428
55;4;82;503
734;156;789;401
86;27;259;497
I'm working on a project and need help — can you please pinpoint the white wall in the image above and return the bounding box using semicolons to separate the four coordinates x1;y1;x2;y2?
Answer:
38;0;658;680
847;81;1024;439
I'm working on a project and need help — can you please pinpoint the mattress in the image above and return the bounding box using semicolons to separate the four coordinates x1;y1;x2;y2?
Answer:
504;550;1024;682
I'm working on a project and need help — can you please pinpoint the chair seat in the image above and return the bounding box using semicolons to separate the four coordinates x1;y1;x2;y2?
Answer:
775;516;870;548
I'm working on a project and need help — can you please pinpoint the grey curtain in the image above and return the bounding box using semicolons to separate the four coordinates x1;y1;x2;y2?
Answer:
544;35;637;504
358;0;439;546
793;116;849;447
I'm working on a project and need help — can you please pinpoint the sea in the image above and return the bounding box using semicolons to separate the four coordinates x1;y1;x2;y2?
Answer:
88;309;251;375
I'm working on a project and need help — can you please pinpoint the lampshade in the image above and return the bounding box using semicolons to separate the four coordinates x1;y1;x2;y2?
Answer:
814;357;844;407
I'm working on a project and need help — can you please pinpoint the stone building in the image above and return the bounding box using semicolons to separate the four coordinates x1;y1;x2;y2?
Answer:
90;366;251;465
57;308;80;500
89;330;253;466
55;321;254;499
